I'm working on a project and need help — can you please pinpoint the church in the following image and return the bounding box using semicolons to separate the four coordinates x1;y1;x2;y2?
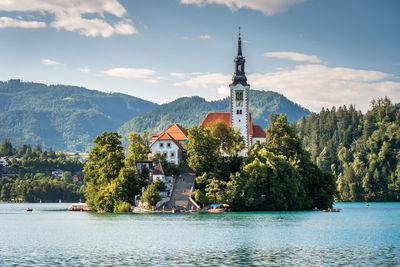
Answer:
150;30;266;162
202;30;266;151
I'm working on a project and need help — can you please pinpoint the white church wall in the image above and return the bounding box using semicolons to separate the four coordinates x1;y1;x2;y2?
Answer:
230;83;250;147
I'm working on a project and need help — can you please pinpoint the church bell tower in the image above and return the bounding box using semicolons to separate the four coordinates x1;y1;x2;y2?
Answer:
230;28;250;148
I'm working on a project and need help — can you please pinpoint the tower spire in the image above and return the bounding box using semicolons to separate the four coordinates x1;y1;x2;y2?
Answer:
231;27;248;86
237;27;242;57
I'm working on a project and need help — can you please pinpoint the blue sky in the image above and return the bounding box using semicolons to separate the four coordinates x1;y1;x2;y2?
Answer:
0;0;399;112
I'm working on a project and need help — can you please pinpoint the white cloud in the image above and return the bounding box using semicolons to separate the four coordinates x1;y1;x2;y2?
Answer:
41;59;65;66
173;73;232;100
264;51;322;63
217;85;229;96
248;64;399;112
0;16;46;28
80;67;91;73
172;65;400;112
199;34;211;40
180;0;307;16
170;72;187;77
0;0;137;37
103;67;157;79
173;73;230;88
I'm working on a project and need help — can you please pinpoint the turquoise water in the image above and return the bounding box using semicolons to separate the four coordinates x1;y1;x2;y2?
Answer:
1;203;400;266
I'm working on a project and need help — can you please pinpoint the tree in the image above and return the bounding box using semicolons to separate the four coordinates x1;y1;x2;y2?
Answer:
206;120;245;157
0;138;15;156
230;145;304;211
61;171;73;184
154;178;166;192
263;114;335;209
84;131;125;212
191;189;210;207
141;183;161;209
125;132;150;168
187;125;219;175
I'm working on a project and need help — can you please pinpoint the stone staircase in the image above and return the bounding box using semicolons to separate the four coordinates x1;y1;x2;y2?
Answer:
163;165;196;210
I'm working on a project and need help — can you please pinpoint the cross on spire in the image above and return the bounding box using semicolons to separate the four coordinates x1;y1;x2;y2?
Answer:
237;26;242;57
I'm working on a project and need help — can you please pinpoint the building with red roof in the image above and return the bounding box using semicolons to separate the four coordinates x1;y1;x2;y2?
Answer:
201;29;266;150
150;123;188;165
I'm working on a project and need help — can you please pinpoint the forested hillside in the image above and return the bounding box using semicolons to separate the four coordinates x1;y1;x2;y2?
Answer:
0;80;158;151
293;98;400;201
118;90;310;143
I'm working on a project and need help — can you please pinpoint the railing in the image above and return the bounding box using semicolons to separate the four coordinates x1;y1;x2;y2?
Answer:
188;178;201;209
156;197;170;209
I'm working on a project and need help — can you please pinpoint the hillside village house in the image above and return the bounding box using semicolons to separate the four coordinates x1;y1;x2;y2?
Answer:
150;124;188;165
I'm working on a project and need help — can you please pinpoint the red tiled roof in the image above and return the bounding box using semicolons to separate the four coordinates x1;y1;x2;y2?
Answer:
252;125;266;137
152;123;188;142
153;162;164;175
202;112;231;128
152;132;184;150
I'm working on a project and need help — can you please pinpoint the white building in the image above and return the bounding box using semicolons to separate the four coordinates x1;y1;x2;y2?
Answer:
51;169;64;177
0;157;8;167
150;124;188;165
202;30;266;151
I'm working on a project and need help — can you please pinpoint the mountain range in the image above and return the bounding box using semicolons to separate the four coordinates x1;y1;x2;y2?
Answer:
0;80;157;151
0;80;311;151
118;90;311;145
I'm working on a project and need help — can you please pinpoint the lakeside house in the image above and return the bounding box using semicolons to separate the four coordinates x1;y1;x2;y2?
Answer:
51;169;64;177
150;124;188;165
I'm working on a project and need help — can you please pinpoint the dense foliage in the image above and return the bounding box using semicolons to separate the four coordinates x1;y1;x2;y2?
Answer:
83;131;155;212
293;98;400;201
118;90;310;146
0;140;85;202
0;79;157;151
190;114;335;210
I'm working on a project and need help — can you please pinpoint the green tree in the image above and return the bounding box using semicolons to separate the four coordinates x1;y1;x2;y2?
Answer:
154;178;166;192
187;125;219;175
191;189;210;207
84;131;125;212
141;183;161;209
125;132;150;167
61;171;73;184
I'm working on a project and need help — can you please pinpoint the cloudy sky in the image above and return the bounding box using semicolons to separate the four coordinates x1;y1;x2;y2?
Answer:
1;0;399;112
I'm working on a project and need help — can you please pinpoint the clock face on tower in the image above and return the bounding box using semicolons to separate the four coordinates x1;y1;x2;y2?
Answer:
236;101;243;107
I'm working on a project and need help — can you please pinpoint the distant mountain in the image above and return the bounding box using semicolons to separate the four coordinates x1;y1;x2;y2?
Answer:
118;90;311;144
0;80;158;151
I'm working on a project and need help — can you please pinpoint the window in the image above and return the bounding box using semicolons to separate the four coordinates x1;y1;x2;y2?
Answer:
170;152;175;158
163;152;167;157
237;109;242;115
235;91;243;101
167;142;171;148
159;143;163;148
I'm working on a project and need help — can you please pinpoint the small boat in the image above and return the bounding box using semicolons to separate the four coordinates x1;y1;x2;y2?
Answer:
68;203;91;211
322;208;340;212
26;208;33;212
208;204;231;213
366;203;370;206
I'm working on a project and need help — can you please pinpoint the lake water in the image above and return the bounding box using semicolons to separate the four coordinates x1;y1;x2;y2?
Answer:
1;203;399;266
